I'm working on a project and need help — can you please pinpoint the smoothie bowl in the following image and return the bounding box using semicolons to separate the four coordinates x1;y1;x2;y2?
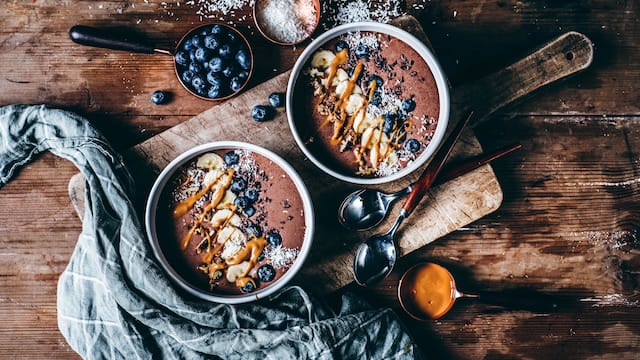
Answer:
145;142;314;304
287;22;450;185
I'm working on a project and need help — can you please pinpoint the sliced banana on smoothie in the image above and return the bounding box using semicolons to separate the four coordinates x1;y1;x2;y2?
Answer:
345;94;365;115
311;49;336;70
196;153;224;171
353;112;377;133
226;261;251;283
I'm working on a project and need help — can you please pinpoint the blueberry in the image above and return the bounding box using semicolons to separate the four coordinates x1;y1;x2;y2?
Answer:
230;177;247;193
369;91;382;106
230;76;244;93
182;38;194;51
367;75;384;89
266;230;282;247
257;249;265;262
240;279;257;293
234;195;249;209
222;64;237;78
206;71;225;87
207;86;222;99
191;75;206;89
401;98;416;112
347;66;363;81
246;223;263;238
382;113;397;134
257;264;276;282
335;40;349;53
189;61;204;74
238;70;249;80
150;90;169;105
244;206;256;217
194;47;212;63
245;188;259;203
208;57;225;73
268;92;285;108
235;49;251;70
204;34;221;50
251;105;275;122
190;34;202;48
174;51;189;66
211;24;226;36
355;44;369;59
224;151;240;166
188;49;197;62
181;70;195;84
404;139;421;153
219;44;234;59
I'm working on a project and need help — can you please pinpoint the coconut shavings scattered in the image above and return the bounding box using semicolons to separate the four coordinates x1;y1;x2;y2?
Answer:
321;0;432;29
185;0;254;17
264;245;299;270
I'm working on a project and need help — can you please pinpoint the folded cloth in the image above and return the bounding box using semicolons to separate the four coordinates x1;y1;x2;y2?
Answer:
0;105;421;359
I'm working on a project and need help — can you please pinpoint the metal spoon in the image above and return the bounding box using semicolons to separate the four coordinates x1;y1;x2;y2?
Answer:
353;111;474;286
338;143;522;231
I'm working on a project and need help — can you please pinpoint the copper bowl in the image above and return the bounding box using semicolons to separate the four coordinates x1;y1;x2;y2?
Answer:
253;0;321;46
174;23;253;101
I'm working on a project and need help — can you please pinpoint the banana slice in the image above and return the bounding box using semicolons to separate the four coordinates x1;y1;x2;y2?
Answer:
217;189;237;208
353;112;377;133
311;50;336;70
335;80;348;96
331;68;349;86
196;153;224;172
353;85;363;94
361;128;391;167
210;208;242;228
226;261;251;283
345;94;365;115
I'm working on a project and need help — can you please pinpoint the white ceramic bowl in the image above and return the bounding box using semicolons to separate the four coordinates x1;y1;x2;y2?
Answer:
145;141;315;304
286;22;450;185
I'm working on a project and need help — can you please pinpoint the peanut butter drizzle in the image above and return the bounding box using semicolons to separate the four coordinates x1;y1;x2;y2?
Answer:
325;48;348;90
173;170;226;218
330;63;364;144
236;276;255;289
180;169;235;250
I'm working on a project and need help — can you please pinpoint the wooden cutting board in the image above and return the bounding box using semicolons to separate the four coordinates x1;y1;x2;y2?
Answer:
68;16;593;294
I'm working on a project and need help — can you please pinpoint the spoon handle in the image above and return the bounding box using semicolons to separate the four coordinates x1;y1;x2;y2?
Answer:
435;143;522;185
473;290;562;313
402;111;474;215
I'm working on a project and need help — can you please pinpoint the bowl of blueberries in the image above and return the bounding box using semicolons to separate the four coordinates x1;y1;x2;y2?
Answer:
173;24;253;101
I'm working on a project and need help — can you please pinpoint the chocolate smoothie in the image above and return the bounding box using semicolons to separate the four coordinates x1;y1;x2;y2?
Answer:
293;31;440;178
156;148;306;296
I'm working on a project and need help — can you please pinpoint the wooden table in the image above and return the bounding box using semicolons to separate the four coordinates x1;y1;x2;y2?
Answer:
1;1;639;359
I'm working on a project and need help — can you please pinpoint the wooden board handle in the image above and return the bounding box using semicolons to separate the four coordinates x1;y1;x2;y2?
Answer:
453;31;594;125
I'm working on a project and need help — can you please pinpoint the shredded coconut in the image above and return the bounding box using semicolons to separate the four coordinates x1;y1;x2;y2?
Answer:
321;0;429;29
185;0;254;17
265;245;299;270
256;0;316;44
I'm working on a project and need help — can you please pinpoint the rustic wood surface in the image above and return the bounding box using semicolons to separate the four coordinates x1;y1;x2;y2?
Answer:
1;1;639;359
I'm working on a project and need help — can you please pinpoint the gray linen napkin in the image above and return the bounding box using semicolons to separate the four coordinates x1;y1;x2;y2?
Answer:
0;104;420;359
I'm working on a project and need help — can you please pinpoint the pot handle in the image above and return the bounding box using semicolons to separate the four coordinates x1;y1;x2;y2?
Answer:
69;25;158;54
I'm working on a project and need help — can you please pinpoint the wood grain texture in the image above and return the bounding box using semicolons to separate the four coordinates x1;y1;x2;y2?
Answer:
1;1;640;359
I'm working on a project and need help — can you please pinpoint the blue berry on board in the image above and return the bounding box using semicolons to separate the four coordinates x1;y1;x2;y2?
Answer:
266;230;282;247
257;264;276;282
240;279;257;293
335;40;349;53
404;139;421;153
251;105;275;122
268;92;285;108
150;90;169;105
235;49;251;70
230;177;248;193
401;98;416;112
224;151;240;166
355;44;369;59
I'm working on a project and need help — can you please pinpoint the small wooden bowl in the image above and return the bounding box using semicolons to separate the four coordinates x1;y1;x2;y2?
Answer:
253;0;321;46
